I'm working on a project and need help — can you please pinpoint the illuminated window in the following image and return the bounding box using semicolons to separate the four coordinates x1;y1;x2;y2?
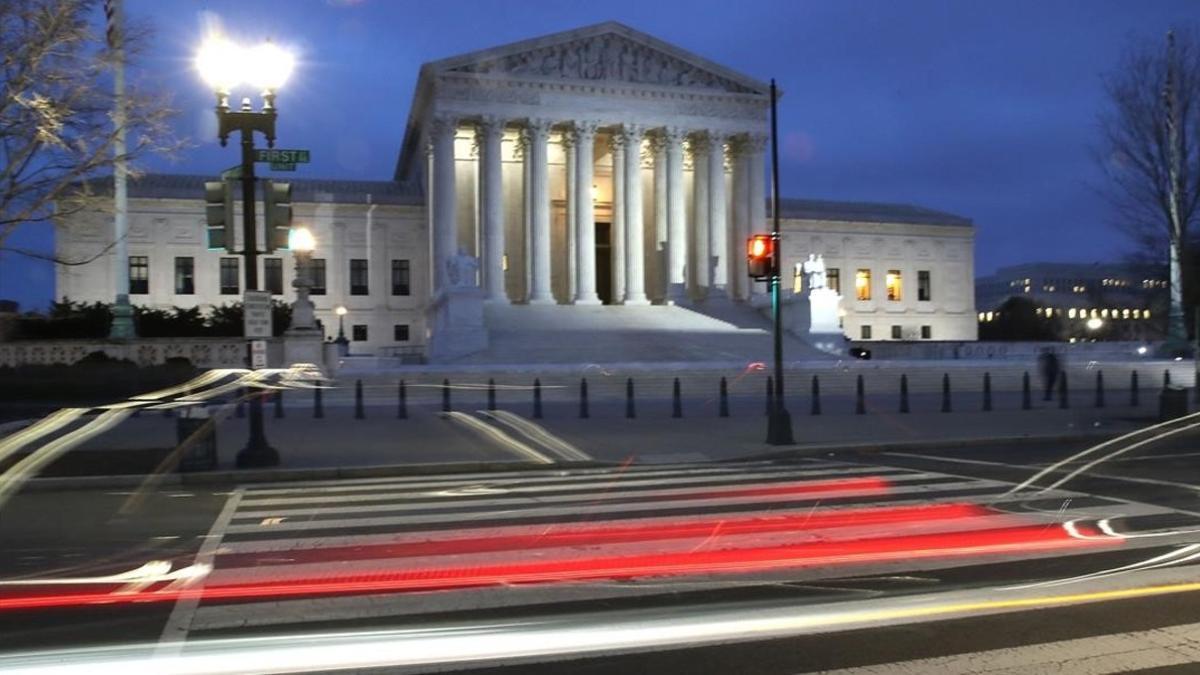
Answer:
855;269;871;300
1101;309;1109;318
793;265;804;294
886;270;902;301
1145;309;1151;319
1132;309;1141;319
1068;308;1076;319
978;312;986;322
1122;309;1130;319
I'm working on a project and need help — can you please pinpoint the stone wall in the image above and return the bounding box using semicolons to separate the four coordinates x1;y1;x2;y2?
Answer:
0;338;256;369
851;340;1156;361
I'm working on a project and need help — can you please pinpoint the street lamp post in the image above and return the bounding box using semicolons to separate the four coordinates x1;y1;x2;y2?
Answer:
197;36;293;468
335;306;349;355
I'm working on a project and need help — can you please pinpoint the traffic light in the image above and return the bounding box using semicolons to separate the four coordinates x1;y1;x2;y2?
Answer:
747;233;774;280
204;180;234;251
263;179;293;253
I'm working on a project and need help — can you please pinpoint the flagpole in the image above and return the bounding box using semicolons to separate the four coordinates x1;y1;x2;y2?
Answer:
108;0;135;339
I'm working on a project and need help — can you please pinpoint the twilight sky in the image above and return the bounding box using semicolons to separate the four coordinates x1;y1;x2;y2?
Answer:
2;0;1197;310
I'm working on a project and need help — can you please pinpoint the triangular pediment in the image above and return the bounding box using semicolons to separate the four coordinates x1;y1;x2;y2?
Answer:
429;22;768;96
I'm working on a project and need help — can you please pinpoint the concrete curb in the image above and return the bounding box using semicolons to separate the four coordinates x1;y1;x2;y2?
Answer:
15;431;1123;492
726;430;1120;461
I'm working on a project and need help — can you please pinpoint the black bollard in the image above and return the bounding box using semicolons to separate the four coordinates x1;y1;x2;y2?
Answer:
487;378;496;411
442;378;451;412
766;376;774;416
236;387;245;418
398;380;408;419
982;372;992;412
899;374;910;413
941;373;951;413
1095;370;1105;408
855;374;865;415
811;374;821;416
626;377;636;419
314;381;324;419
274;389;284;419
579;378;589;419
719;377;730;417
1131;371;1139;407
533;378;543;419
672;378;682;418
1059;371;1069;409
1022;371;1032;410
354;379;365;419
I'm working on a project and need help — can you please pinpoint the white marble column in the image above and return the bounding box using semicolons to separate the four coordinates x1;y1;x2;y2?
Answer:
430;115;458;294
731;137;751;300
664;126;687;301
609;129;626;303
707;131;728;294
563;129;577;303
574;122;601;305
621;125;649;305
526;118;554;304
477;116;506;302
651;133;668;301
690;133;710;297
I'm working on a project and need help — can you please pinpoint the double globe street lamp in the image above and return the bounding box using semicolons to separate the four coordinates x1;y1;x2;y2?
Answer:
196;35;295;468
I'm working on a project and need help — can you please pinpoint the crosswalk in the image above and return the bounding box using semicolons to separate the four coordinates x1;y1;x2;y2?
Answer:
129;456;1196;644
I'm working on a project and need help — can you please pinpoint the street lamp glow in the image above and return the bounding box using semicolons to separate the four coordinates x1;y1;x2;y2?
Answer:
335;306;347;316
196;37;242;92
1137;345;1148;355
246;41;294;91
289;227;315;252
1086;317;1104;331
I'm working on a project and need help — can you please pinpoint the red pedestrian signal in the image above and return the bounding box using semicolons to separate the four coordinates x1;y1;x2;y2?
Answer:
747;234;774;280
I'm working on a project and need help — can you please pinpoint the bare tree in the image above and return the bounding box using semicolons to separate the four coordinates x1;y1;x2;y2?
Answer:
0;0;176;262
1098;28;1200;344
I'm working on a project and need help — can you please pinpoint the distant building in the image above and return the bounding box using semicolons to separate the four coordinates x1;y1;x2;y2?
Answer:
975;262;1167;340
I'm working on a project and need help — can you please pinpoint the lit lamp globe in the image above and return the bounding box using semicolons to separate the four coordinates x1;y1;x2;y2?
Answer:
247;41;294;92
1086;317;1104;331
195;37;242;92
335;306;347;317
289;227;315;252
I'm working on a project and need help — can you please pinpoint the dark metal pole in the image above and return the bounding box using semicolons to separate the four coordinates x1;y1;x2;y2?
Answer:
766;78;793;445
236;124;277;468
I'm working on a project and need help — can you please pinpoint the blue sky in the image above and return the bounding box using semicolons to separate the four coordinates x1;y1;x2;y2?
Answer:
2;0;1197;310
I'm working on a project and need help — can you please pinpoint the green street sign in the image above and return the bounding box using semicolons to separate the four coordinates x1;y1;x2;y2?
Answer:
270;162;297;171
220;165;242;179
254;149;310;164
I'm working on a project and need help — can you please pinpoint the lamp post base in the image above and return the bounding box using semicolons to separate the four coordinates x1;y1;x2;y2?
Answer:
108;294;136;340
766;408;795;445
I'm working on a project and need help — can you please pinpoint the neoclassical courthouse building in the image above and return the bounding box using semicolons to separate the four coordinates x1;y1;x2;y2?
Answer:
56;22;977;360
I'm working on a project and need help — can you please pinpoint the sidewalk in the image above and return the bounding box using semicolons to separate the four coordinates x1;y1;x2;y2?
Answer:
9;391;1156;477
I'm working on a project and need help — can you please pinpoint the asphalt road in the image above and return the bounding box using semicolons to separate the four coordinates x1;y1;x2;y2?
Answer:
4;426;1200;673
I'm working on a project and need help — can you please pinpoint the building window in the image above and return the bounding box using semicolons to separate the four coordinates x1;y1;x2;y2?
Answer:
921;325;932;340
393;324;410;342
918;270;931;301
310;258;326;295
827;268;840;295
891;325;902;340
352;324;368;341
220;257;239;295
860;325;872;340
855;269;871;300
350;259;369;295
391;259;411;296
264;258;283;295
129;256;149;294
174;257;194;295
792;264;803;294
886;270;902;301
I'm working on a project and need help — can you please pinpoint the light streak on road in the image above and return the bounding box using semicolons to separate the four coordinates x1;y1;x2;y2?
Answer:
0;408;87;466
439;411;555;464
0;409;134;508
479;410;592;461
1039;420;1200;492
132;370;245;402
1003;544;1200;590
1006;411;1200;495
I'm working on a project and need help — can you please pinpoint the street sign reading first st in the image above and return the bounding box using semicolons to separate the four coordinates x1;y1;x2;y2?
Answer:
253;149;310;164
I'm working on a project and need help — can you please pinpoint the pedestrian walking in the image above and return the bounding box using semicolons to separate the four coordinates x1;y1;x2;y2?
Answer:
1037;348;1060;402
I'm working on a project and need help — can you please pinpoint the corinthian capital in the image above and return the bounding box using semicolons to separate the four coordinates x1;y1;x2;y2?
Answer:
574;120;599;141
525;117;553;143
476;115;506;143
428;114;458;139
745;132;769;154
662;126;688;146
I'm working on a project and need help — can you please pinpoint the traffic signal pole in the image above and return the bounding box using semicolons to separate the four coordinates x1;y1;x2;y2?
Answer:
766;79;794;446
